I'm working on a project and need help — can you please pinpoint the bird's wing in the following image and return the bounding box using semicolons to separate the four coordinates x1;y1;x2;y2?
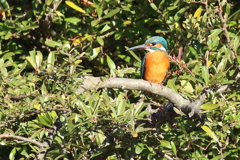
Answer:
140;55;146;79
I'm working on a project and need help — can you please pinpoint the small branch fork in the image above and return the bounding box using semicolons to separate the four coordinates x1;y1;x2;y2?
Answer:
0;120;62;160
169;47;195;77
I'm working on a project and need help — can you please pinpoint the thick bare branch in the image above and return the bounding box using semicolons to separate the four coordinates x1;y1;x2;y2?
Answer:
77;77;201;116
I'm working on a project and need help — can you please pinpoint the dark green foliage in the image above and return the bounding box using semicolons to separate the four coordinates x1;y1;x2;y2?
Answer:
0;0;239;159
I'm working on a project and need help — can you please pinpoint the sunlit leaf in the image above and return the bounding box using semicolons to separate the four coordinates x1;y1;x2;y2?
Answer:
135;143;144;154
193;7;202;17
45;40;62;47
9;147;16;160
201;125;219;142
202;66;209;85
96;36;104;46
65;1;86;14
106;55;116;70
64;17;81;23
202;104;219;110
171;141;177;156
150;3;157;11
26;56;37;70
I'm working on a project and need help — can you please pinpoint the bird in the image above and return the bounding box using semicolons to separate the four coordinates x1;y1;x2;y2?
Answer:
126;36;170;85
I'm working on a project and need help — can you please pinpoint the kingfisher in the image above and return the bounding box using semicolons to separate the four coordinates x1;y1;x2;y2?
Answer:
126;36;170;85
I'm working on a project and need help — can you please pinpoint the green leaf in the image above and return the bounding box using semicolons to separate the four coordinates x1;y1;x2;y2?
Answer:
9;147;16;160
4;31;12;40
167;79;177;92
96;36;104;45
47;52;55;71
26;56;37;70
64;17;81;23
171;141;177;156
180;80;193;93
17;25;39;31
231;36;239;52
173;107;185;116
134;101;145;116
78;100;92;117
150;3;157;11
2;52;14;60
202;66;209;85
36;51;43;68
117;99;126;116
118;55;132;63
45;40;62;47
0;60;8;77
159;140;171;149
100;24;111;34
114;33;121;40
202;104;219;110
106;55;116;70
174;7;188;21
41;83;47;95
38;115;52;128
135;143;144;154
89;47;100;61
91;20;99;26
201;125;219;142
102;8;120;19
95;1;102;18
167;6;178;10
208;29;222;38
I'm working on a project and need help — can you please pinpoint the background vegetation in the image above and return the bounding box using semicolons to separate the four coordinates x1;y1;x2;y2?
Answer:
0;0;239;159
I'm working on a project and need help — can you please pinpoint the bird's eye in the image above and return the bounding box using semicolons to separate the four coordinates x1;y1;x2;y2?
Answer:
151;42;156;46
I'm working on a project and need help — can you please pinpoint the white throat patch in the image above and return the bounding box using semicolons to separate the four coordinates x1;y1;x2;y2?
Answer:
145;48;154;53
159;46;166;52
145;46;166;52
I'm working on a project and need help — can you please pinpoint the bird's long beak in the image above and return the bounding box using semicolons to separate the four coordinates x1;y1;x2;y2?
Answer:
126;44;150;51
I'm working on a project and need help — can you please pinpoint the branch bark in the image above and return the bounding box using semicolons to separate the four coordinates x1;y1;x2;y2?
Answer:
217;5;236;59
77;77;202;117
0;120;62;160
36;120;62;160
0;134;44;148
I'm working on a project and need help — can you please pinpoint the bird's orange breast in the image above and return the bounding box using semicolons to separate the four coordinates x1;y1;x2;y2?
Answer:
144;51;170;84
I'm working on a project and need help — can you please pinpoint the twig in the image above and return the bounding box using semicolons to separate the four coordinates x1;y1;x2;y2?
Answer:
169;47;195;77
36;120;62;160
217;5;236;59
216;84;240;94
148;1;170;29
0;134;44;148
0;120;62;160
188;1;209;14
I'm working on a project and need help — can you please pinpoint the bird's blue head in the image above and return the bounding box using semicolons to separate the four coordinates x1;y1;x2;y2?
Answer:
126;36;168;55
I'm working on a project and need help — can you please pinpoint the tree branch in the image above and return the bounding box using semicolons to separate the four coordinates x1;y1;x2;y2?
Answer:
77;77;202;117
0;120;62;160
217;5;236;59
0;134;44;148
36;120;62;160
216;84;240;94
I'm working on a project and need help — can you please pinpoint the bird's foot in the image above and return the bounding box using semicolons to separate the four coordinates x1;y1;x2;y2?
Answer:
147;80;153;86
158;83;164;87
